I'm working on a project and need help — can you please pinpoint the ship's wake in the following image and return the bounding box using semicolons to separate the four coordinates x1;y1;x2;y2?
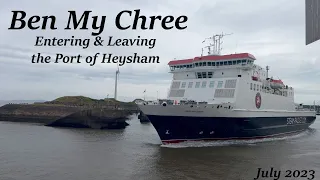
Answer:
161;128;317;148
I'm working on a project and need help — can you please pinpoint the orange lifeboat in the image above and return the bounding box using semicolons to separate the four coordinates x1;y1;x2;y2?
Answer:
252;76;258;81
270;79;284;89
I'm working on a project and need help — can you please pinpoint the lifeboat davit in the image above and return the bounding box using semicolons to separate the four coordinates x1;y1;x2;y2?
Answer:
270;79;284;89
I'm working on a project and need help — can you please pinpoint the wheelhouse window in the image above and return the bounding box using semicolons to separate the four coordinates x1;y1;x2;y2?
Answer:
202;72;207;78
208;62;212;66
197;72;202;78
208;72;213;78
188;82;193;88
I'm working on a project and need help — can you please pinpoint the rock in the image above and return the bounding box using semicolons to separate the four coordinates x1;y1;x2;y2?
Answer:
45;109;132;129
0;96;140;129
0;104;81;124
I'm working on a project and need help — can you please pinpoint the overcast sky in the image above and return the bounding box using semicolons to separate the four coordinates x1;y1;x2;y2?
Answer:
0;0;319;104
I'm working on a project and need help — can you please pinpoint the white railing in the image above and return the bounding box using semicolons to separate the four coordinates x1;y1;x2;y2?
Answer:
169;63;254;72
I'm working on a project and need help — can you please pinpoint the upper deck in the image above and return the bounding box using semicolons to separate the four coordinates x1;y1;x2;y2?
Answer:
167;53;256;72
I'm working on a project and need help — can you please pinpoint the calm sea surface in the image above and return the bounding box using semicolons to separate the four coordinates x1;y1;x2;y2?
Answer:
0;115;319;180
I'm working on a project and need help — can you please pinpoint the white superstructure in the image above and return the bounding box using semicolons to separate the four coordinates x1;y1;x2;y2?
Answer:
166;34;296;111
167;54;296;111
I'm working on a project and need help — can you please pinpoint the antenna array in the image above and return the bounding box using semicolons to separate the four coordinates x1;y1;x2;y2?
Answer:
201;32;233;56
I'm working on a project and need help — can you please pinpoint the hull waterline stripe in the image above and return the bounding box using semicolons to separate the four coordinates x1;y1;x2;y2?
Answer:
161;129;307;143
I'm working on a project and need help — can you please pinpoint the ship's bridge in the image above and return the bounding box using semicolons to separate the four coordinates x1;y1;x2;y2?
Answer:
168;53;256;72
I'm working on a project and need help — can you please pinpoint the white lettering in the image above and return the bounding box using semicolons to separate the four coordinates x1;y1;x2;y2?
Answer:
287;117;307;125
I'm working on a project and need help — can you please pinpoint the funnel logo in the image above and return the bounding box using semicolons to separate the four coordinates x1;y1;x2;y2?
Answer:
255;92;261;109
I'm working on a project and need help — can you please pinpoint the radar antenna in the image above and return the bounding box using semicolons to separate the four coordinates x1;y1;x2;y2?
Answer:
202;32;233;55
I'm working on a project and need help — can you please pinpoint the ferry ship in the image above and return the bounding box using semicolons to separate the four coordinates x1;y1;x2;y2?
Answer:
137;33;316;144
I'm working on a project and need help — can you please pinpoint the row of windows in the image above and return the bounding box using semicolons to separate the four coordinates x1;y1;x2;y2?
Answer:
214;89;235;98
195;59;253;67
170;59;254;70
180;81;224;89
197;72;213;78
250;83;294;96
250;83;263;91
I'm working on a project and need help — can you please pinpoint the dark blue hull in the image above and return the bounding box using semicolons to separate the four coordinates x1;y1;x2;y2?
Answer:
146;115;316;144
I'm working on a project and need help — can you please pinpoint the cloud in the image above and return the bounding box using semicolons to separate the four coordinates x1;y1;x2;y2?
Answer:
0;0;319;104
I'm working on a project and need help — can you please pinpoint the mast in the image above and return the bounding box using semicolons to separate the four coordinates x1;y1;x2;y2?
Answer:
266;66;270;79
114;64;120;100
202;32;233;55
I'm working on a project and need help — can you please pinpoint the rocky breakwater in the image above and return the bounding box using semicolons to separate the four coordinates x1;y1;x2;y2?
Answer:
0;96;139;129
0;104;80;124
46;108;134;129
